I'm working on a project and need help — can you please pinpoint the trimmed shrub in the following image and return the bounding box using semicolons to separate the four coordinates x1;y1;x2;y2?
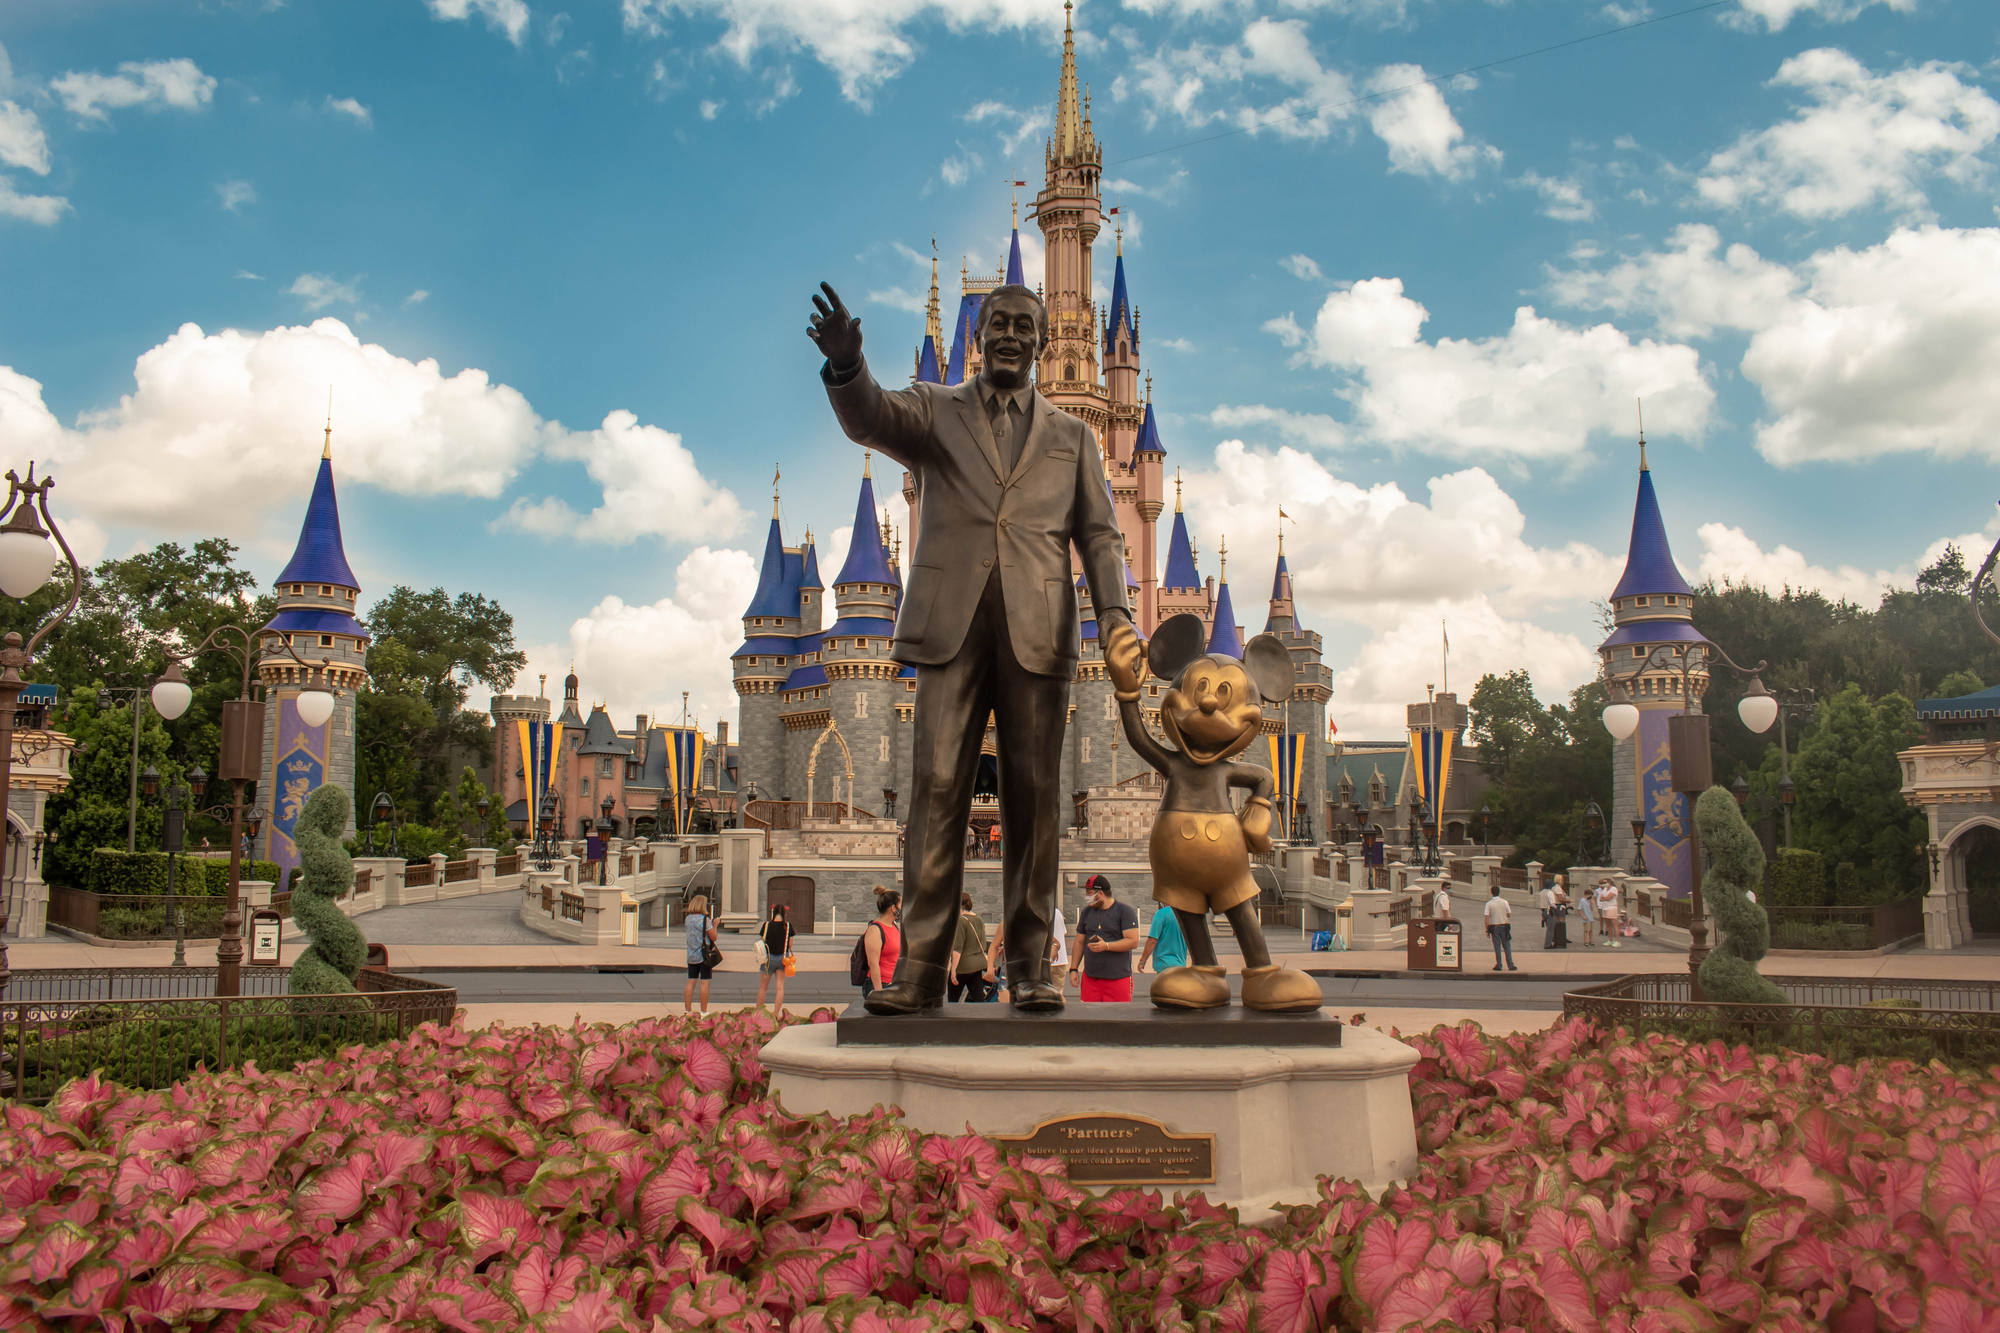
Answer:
1767;846;1827;906
82;849;212;897
1769;920;1870;951
1833;860;1864;904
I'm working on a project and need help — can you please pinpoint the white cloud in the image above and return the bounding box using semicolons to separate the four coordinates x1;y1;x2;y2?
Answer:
1696;50;1999;220
501;410;746;545
1516;170;1593;222
1118;18;1359;144
1547;223;1802;339
235;269;264;281
216;180;256;213
0;319;744;556
506;546;761;732
0;101;50;174
325;96;373;126
404;289;430;306
1178;440;1613;735
1155;336;1195;352
1365;67;1498;180
939;142;982;187
1693;524;1903;605
425;0;531;45
288;273;362;310
1729;0;1916;32
1280;253;1323;281
620;0;1059;108
1208;403;1345;449
1271;276;1712;459
964;99;1050;157
699;99;723;119
52;58;217;122
0;175;67;225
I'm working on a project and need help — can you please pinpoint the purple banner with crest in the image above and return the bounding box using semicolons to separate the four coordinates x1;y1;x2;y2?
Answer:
267;695;330;876
1636;707;1693;900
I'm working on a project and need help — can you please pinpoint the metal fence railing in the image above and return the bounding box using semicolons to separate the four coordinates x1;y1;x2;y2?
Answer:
1768;899;1924;951
48;888;294;942
443;859;476;884
559;893;586;923
638;851;655;872
0;967;458;1104
1563;973;2000;1067
1449;861;1473;884
1661;896;1692;929
494;853;522;876
404;863;435;887
1388;897;1415;929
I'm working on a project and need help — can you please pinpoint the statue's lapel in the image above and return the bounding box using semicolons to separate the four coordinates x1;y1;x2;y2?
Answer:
1005;390;1054;486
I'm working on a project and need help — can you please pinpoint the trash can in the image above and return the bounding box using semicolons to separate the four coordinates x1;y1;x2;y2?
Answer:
620;893;639;945
1407;918;1463;972
249;907;283;965
1335;897;1353;949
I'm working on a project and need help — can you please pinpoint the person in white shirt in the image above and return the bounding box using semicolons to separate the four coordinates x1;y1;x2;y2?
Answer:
1595;880;1622;948
1432;883;1452;921
1483;886;1516;971
1537;881;1560;949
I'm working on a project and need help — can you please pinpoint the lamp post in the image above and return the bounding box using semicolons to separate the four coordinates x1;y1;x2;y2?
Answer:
1598;638;1769;1000
1576;799;1606;868
90;675;154;855
533;789;560;870
1734;677;1812;851
146;628;333;998
366;792;398;857
1629;817;1647;875
0;466;84;990
1477;803;1491;855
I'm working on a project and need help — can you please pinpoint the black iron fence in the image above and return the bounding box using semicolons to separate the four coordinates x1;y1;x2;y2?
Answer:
1564;973;2000;1068
48;886;294;942
1768;899;1924;951
0;967;457;1104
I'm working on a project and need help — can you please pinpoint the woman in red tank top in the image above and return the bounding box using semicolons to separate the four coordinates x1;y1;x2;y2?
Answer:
863;889;903;994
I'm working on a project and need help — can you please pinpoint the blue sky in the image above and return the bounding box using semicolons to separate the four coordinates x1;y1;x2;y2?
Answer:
1;0;1995;734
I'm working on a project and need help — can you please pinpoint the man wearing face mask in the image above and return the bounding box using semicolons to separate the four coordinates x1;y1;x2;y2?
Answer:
808;281;1136;1015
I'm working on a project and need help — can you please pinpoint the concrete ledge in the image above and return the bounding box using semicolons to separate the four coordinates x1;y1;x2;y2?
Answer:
761;1017;1419;1222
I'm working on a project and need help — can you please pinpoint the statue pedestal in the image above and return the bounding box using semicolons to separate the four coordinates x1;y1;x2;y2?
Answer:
760;1007;1420;1225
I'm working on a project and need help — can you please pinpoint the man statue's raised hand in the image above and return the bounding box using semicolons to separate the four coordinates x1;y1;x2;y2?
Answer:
806;282;864;375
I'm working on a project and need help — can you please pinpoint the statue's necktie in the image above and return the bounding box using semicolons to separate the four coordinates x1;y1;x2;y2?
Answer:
992;397;1024;471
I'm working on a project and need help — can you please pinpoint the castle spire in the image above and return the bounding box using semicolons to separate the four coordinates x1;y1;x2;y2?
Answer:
1054;1;1083;163
1005;222;1025;287
1207;540;1242;659
275;445;359;592
834;466;897;588
1609;436;1692;602
322;390;333;460
916;240;944;383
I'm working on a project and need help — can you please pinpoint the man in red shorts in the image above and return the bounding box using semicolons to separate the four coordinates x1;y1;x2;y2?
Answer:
1071;874;1140;1002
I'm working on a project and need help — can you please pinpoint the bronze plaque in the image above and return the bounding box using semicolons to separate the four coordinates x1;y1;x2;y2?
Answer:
994;1115;1215;1185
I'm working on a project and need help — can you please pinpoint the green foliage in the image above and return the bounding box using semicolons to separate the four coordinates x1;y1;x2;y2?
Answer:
1694;787;1789;1006
94;900;233;941
1768;920;1871;951
388;822;463;864
83;850;211;897
289;786;369;995
1767;847;1827;907
1832;861;1863;905
432;766;509;848
1466;671;1612;872
1790;684;1927;897
41;693;175;886
1936;668;1986;699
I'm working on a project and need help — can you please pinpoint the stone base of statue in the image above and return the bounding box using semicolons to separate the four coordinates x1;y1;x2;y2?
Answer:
759;1005;1419;1225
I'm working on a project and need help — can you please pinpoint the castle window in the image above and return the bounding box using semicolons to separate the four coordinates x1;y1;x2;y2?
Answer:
319;634;333;647
1633;646;1646;657
1635;596;1649;606
746;657;756;666
321;585;332;596
906;680;916;692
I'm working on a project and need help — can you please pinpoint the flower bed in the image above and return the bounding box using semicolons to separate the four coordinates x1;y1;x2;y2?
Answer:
1;1012;1996;1330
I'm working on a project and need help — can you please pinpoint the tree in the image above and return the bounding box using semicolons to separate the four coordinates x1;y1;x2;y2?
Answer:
41;693;177;886
1937;670;1986;699
1465;671;1614;873
1468;670;1548;786
1789;684;1926;899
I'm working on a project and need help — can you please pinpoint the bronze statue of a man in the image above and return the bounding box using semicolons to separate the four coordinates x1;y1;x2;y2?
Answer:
808;282;1141;1014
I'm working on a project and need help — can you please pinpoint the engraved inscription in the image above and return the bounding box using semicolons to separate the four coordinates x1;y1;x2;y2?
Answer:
993;1115;1216;1185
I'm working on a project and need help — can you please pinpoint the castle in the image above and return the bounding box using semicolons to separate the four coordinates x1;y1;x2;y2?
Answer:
735;4;1330;838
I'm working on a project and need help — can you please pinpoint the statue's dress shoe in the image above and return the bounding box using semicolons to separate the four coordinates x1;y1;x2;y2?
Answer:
862;960;948;1015
1239;964;1323;1013
1009;979;1066;1012
1150;964;1230;1010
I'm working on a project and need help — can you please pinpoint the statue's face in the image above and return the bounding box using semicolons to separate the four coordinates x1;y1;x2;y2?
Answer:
978;293;1043;388
1161;656;1265;765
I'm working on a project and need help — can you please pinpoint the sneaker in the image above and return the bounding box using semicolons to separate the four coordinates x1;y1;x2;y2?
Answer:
1508;966;1519;971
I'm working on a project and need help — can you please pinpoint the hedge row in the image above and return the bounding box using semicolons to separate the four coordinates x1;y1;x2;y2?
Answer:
82;849;284;897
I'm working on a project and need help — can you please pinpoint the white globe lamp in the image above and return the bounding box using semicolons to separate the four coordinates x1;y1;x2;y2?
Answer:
0;505;58;601
1601;701;1640;742
296;687;336;729
1737;682;1778;735
150;664;194;722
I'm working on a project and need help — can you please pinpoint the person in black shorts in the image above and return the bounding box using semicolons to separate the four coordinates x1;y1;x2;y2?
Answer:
683;893;717;1013
757;903;793;1010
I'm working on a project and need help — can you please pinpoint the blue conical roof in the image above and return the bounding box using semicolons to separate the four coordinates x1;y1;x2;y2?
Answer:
946;293;982;385
1271;553;1290;601
275;458;359;589
835;472;898;586
744;517;792;619
1207;582;1242;659
916;335;942;384
1104;251;1135;354
799;539;822;590
1611;461;1693;599
1005;229;1025;286
1163;511;1199;590
1134;402;1165;456
1265;553;1298;633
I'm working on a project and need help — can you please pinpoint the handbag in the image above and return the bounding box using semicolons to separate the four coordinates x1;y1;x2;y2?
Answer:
783;954;797;977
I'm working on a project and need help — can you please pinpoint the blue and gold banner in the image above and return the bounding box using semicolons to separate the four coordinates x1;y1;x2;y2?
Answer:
1408;726;1454;830
661;727;705;836
269;694;330;875
1266;732;1308;837
516;719;560;838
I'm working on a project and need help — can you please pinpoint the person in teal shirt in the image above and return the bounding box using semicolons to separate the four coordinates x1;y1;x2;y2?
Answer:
1139;907;1189;974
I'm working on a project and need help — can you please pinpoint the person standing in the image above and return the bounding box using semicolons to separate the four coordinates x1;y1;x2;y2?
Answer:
1483;886;1517;972
683;893;718;1013
756;903;793;1010
982;907;1067;1000
1538;878;1561;950
1071;875;1140;1002
949;892;990;1001
1595;879;1622;949
585;830;606;886
861;890;903;997
1576;874;1598;945
1138;904;1189;974
1432;880;1451;921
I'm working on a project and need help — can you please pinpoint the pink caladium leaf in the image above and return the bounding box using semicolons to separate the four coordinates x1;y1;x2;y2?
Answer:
680;1038;734;1093
1925;1143;2000;1233
511;1243;586;1315
1251;1248;1333;1333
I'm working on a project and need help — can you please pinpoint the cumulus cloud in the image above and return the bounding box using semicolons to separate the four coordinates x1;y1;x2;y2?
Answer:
216;180;256;213
1516;170;1593;222
325;96;372;126
964;98;1050;156
1365;67;1499;180
1177;440;1614;734
500;410;746;545
1696;50;1999;219
0;319;744;556
288;273;362;310
1267;276;1712;460
1729;0;1916;32
1280;253;1323;280
0;100;50;175
425;0;531;45
52;58;216;122
1207;403;1346;449
1547;223;1802;340
1693;524;1903;605
504;546;761;731
620;0;1059;108
0;175;67;225
404;289;430;306
939;142;982;187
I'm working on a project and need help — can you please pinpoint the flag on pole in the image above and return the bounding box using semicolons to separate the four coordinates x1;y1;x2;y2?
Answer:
1013;179;1027;187
1408;725;1454;833
1266;733;1307;837
517;719;559;838
662;727;707;836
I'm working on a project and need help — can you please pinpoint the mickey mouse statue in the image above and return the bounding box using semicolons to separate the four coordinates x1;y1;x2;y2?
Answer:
1105;614;1326;1012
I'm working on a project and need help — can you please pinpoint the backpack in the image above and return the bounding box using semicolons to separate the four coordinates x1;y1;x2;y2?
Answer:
848;921;882;986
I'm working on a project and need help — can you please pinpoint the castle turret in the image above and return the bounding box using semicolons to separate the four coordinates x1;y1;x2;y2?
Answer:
1206;541;1243;659
258;424;369;873
915;249;945;385
1602;436;1704;899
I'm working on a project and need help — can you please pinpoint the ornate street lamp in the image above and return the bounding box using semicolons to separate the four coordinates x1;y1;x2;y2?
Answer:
366;791;398;857
1477;803;1491;855
0;466;84;989
1629;816;1648;876
1577;799;1607;867
1734;674;1813;850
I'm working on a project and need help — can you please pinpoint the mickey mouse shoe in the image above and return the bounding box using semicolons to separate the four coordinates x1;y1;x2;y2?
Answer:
1150;964;1230;1010
1240;964;1323;1013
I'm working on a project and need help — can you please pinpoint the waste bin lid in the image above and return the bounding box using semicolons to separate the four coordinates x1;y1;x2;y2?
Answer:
620;893;637;907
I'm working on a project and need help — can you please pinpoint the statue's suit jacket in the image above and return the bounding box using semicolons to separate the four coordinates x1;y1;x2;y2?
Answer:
823;358;1131;676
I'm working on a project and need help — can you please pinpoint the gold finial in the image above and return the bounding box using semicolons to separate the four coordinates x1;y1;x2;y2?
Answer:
772;464;781;518
538;672;546;698
1174;467;1182;512
1146;371;1153;404
1219;534;1228;581
1637;399;1649;472
863;449;872;479
322;386;333;459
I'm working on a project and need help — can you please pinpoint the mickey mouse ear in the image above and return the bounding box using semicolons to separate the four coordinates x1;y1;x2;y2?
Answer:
1243;634;1294;704
1148;614;1208;683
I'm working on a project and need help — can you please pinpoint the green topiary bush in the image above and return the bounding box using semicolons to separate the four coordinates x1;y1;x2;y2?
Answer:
83;850;211;897
1767;847;1827;907
1768;920;1870;951
1694;786;1790;1006
1832;861;1863;905
289;785;370;995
